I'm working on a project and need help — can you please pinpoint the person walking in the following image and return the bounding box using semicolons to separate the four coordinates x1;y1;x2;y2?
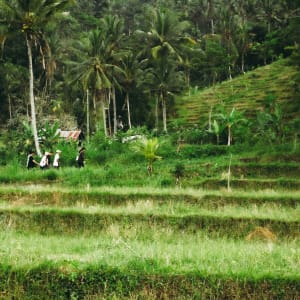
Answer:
26;150;39;169
53;150;62;169
76;147;85;168
40;152;51;169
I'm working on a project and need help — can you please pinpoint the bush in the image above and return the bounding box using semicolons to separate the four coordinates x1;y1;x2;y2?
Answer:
180;144;228;158
183;127;207;144
160;177;173;187
55;140;78;167
157;137;177;159
42;169;59;181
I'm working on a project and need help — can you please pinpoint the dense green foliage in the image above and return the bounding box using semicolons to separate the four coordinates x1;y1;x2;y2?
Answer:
0;0;299;156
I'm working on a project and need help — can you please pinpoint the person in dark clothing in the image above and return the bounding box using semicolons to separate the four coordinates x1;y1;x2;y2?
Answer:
26;151;39;169
77;147;85;168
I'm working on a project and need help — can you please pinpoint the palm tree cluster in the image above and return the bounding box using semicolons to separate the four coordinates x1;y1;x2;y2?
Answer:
0;0;299;154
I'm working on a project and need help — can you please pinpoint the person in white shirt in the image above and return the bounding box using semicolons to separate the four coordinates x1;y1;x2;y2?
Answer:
40;152;51;169
53;150;62;169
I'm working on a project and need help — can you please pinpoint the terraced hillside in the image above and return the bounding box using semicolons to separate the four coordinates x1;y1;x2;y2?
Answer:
179;150;300;190
0;153;299;299
174;59;299;126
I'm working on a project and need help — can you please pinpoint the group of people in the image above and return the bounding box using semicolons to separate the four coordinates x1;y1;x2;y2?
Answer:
26;147;86;170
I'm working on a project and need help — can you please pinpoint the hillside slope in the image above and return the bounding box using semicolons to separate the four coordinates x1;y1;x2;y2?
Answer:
174;59;299;127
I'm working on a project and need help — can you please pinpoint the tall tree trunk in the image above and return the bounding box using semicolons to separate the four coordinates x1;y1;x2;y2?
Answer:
186;71;190;96
112;87;117;135
227;125;232;146
126;93;132;129
211;19;214;35
8;94;12;120
26;36;41;156
107;90;112;136
155;95;159;131
208;106;212;132
86;89;90;143
0;36;5;60
228;64;232;81
162;93;167;132
101;91;108;137
93;93;97;131
241;52;245;74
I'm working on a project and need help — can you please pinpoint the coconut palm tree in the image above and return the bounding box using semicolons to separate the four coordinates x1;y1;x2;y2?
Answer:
149;57;186;132
101;15;125;135
69;29;111;136
0;0;75;156
216;4;239;80
131;137;162;176
146;8;191;63
69;25;123;136
69;15;124;136
119;52;143;129
145;9;191;132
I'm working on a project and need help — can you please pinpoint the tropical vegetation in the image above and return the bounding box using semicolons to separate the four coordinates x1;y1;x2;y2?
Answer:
0;0;299;298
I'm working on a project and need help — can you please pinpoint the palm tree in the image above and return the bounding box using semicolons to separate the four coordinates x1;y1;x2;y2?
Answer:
145;8;191;132
69;15;124;136
150;57;185;132
119;52;143;129
256;0;286;34
69;24;123;136
235;21;253;74
185;0;217;36
0;0;74;156
101;15;125;135
70;29;111;136
131;137;162;176
146;8;190;63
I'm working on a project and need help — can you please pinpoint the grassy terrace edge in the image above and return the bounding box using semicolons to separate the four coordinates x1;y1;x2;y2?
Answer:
1;210;299;238
1;184;300;203
0;263;299;299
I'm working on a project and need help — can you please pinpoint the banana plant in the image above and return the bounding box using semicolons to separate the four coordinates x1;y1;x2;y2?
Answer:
216;107;246;146
22;121;35;152
207;119;223;145
39;121;60;151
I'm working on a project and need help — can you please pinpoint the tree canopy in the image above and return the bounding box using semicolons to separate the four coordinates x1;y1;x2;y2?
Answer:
0;0;299;146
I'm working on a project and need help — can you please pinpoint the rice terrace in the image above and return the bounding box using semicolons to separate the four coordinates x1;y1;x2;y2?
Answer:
0;0;300;299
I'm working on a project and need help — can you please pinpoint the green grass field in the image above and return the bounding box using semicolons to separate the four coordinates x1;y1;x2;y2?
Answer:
0;179;299;299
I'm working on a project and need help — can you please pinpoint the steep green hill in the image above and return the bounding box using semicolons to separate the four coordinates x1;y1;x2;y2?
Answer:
174;59;299;127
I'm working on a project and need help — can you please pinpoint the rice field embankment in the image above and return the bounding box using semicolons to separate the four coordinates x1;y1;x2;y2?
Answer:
0;182;299;299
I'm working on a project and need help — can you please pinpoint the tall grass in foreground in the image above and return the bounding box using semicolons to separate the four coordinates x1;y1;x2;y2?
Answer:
0;231;299;279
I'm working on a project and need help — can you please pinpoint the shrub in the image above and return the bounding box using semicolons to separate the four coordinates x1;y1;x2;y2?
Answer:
180;144;228;158
184;127;207;144
43;169;59;181
55;140;78;167
160;177;173;187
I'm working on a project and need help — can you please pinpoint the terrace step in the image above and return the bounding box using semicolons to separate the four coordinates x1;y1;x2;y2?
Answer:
1;187;300;208
0;259;299;299
0;231;299;299
185;163;300;179
0;208;298;238
190;178;300;190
